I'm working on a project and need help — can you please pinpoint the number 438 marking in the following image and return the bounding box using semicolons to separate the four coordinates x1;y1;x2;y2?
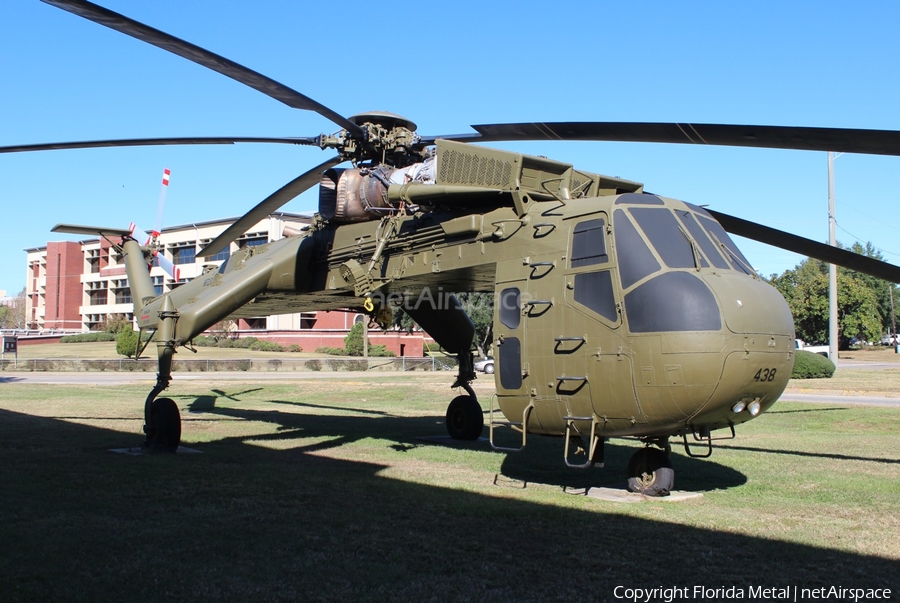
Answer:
754;368;777;382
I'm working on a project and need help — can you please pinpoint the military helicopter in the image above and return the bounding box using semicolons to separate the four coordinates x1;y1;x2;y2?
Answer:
7;0;900;496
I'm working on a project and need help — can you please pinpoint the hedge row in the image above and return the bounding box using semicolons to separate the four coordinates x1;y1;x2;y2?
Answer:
792;350;835;379
60;332;116;343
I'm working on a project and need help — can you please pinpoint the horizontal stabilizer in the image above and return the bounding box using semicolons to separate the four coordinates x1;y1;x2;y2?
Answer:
51;223;132;238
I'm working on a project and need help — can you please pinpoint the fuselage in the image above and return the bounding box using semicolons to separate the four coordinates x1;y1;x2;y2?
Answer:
129;188;793;443
489;192;794;440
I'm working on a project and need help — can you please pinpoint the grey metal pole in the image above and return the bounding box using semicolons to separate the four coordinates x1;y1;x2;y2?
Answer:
828;152;839;365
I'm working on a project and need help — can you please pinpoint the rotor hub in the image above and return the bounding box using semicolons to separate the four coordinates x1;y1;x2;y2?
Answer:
318;111;424;168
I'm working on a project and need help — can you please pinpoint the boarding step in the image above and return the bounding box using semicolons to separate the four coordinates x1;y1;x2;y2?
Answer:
488;395;534;452
681;424;735;458
564;415;604;468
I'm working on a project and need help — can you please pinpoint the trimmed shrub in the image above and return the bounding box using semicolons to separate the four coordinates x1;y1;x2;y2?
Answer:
116;328;139;358
288;344;302;353
344;323;365;356
792;350;835;379
60;332;116;343
249;340;284;352
192;335;217;347
315;346;347;356
369;344;396;357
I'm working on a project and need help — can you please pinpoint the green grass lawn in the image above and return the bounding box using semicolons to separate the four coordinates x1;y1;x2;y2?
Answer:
1;375;898;601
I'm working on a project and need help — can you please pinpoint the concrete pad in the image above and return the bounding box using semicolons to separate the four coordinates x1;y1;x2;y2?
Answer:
564;486;702;503
110;446;202;455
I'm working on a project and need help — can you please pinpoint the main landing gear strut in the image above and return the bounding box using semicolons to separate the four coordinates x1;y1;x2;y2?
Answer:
444;352;484;441
142;298;181;453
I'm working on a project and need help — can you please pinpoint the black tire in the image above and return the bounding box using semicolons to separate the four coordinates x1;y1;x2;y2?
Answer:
445;395;484;440
146;397;181;453
626;447;674;496
484;363;494;374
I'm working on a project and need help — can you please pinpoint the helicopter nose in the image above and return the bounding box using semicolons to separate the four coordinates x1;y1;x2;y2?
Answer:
702;272;794;337
688;273;795;430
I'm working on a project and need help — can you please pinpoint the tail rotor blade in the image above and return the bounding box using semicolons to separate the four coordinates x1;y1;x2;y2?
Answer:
128;222;153;246
155;252;180;281
154;168;171;235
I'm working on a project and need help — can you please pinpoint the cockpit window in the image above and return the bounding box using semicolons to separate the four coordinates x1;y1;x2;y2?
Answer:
613;209;661;289
676;210;731;270
571;219;608;267
574;270;618;322
615;193;665;205
629;208;695;269
697;215;755;275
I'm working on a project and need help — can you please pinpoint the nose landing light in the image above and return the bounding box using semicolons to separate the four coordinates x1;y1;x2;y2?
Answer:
732;397;763;415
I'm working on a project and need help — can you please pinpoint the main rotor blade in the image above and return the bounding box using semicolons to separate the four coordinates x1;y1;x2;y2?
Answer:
199;155;343;257
41;0;362;136
467;122;900;156
0;136;320;154
708;209;900;283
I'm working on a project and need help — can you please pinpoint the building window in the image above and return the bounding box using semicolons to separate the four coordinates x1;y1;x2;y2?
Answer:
88;289;108;306
204;247;230;262
238;236;267;249
172;246;196;265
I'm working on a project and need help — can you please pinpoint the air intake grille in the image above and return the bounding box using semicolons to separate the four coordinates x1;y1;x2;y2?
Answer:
438;147;515;189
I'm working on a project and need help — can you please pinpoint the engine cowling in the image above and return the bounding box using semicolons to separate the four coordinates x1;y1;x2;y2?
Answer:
318;160;436;223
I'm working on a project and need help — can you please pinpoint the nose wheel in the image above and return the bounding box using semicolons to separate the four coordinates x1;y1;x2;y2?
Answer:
445;394;484;440
626;446;674;496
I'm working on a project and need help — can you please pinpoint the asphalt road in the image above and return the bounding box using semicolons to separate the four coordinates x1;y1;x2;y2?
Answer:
4;369;900;407
779;393;900;407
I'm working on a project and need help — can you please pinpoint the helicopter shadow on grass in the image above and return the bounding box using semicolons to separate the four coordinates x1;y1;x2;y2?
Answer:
491;426;748;494
182;389;748;494
2;405;899;600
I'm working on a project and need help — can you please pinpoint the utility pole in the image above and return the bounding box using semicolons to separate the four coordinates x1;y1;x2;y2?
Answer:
890;285;896;337
827;152;839;365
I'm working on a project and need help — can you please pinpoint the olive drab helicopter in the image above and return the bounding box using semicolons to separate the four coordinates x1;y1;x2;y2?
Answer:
8;0;900;496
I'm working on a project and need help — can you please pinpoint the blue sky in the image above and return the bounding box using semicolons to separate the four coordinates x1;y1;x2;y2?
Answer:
3;1;900;295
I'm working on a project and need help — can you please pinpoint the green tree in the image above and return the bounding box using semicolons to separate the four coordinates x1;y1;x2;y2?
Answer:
456;292;494;357
344;322;365;356
104;316;132;334
0;288;27;330
116;327;139;358
768;249;882;348
392;292;495;357
844;242;897;335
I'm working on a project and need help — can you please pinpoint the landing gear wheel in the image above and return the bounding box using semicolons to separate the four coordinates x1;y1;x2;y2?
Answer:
445;395;484;440
145;397;181;453
627;447;674;496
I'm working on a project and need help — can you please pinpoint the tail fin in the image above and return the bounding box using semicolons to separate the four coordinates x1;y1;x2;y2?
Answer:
51;224;157;313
